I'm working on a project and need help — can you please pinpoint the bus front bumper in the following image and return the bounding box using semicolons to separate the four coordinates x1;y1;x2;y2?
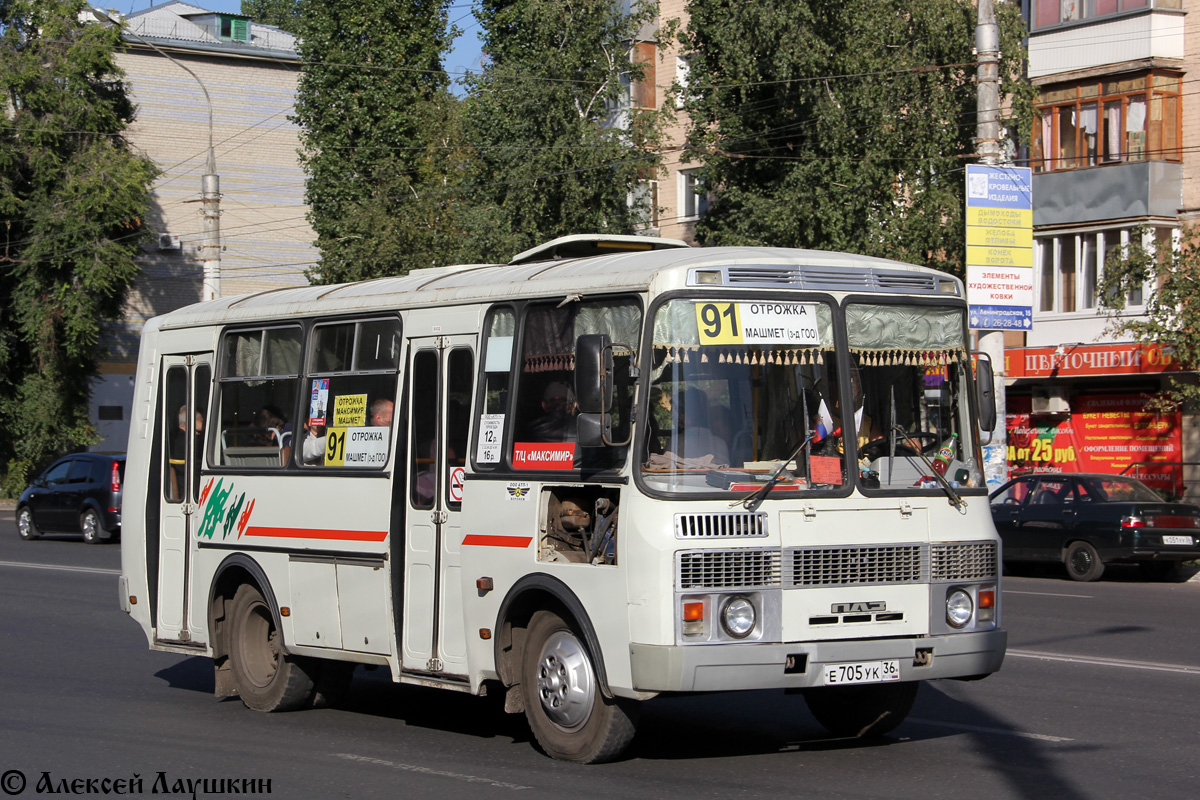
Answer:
629;629;1007;693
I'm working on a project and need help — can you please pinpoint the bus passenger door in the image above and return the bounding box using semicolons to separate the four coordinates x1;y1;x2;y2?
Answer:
402;337;474;677
156;354;211;644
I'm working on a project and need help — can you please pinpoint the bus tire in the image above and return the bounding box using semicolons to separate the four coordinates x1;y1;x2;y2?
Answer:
228;583;314;712
1064;541;1104;582
520;609;638;763
804;681;919;738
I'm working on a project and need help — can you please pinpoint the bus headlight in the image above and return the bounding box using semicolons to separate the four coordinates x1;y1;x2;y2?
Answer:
721;596;756;638
946;589;973;628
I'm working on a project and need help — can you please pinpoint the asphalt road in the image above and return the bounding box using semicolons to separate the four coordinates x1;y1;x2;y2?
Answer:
2;509;1198;799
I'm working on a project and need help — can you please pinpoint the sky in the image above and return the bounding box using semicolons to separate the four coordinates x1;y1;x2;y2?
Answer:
120;1;486;82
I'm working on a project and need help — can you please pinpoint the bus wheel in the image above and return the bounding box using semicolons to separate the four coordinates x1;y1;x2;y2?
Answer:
804;681;919;738
228;583;314;712
520;610;638;763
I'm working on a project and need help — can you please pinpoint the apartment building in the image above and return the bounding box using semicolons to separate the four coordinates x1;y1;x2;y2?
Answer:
92;2;316;451
1010;0;1196;497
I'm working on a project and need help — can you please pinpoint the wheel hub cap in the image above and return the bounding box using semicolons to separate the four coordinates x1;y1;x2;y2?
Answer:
535;630;595;730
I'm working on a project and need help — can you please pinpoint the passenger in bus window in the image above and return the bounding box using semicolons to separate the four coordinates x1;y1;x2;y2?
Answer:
301;422;325;464
529;381;577;442
253;405;291;465
677;389;730;466
169;405;204;499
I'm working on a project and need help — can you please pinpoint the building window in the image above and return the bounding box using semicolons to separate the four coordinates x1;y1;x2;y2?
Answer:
1035;227;1161;315
219;16;250;43
679;169;708;221
631;42;656;109
1032;72;1181;172
1032;0;1180;31
630;180;659;229
675;53;692;109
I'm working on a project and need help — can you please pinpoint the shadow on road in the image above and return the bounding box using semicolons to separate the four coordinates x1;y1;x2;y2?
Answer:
154;655;1097;796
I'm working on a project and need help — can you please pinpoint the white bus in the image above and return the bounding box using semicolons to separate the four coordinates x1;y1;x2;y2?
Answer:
120;234;1004;763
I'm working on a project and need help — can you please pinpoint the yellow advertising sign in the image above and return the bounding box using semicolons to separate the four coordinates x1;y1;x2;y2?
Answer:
967;207;1032;229
966;226;1033;249
966;244;1033;268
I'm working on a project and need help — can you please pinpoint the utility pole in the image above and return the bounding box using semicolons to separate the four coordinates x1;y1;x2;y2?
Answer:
92;7;221;301
976;0;1007;483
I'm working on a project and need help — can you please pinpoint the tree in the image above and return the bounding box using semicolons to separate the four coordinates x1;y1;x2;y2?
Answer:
0;0;157;495
1099;226;1200;410
681;0;1033;277
294;0;464;283
241;0;301;34
458;0;669;264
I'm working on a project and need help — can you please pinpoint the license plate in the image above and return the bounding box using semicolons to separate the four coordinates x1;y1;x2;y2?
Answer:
822;660;901;686
1162;535;1194;546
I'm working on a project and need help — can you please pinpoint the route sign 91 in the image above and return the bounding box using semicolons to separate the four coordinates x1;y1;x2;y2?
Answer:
695;301;821;346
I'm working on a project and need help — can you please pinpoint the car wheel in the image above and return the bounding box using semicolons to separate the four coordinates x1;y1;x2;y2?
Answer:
228;583;314;712
520;610;638;763
1064;541;1104;582
804;681;919;738
17;507;40;540
80;509;103;544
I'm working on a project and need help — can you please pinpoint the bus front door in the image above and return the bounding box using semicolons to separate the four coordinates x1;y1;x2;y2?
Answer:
156;354;211;645
402;338;474;677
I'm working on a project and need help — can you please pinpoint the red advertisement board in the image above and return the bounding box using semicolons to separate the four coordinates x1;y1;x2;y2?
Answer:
1006;394;1182;494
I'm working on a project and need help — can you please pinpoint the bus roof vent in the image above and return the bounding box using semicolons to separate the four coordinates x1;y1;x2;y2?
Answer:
721;264;950;295
508;234;689;265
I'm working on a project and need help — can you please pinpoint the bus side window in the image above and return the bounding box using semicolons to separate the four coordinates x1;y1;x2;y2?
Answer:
302;317;401;469
473;307;515;469
216;327;302;468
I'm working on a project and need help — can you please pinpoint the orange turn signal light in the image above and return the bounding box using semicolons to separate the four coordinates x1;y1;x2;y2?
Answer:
683;601;704;621
978;589;995;609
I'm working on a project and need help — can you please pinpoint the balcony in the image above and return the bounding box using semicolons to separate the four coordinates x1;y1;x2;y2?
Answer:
1032;160;1180;228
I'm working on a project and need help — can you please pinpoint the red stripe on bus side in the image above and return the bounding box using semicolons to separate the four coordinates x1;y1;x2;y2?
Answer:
245;526;388;542
462;535;532;548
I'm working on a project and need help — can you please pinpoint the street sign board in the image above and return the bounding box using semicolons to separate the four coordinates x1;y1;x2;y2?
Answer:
965;165;1033;331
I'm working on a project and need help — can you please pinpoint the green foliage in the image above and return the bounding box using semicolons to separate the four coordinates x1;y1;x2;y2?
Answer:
241;0;301;33
0;0;157;495
1099;226;1200;411
681;0;1033;277
457;0;669;264
294;0;463;283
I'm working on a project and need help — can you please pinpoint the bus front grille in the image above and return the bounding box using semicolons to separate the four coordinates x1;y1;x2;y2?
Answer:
677;548;781;589
786;545;926;587
931;541;998;581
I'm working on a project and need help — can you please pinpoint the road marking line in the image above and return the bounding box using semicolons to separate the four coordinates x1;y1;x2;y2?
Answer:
0;560;120;576
1008;649;1200;675
332;754;531;790
1004;590;1093;598
907;718;1073;742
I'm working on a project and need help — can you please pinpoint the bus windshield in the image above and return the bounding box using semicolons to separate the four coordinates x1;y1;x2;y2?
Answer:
639;298;983;496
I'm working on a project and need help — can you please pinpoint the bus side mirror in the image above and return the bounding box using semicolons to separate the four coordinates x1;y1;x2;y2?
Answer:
576;334;613;414
974;351;997;434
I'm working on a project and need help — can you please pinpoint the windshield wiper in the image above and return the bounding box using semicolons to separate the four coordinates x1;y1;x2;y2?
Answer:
731;434;814;512
891;424;967;514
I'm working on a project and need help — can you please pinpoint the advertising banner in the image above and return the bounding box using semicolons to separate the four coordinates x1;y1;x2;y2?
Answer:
1006;394;1182;495
965;164;1034;331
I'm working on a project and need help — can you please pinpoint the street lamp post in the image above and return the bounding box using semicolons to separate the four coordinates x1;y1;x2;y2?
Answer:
91;7;221;301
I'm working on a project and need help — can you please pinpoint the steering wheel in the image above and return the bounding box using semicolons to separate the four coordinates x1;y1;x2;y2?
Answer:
858;432;940;462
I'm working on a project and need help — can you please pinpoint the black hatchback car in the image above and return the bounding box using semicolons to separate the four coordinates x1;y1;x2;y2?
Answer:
990;473;1200;581
16;453;125;544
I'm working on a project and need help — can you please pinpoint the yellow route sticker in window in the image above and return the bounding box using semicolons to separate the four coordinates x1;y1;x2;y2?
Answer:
695;301;821;346
333;394;367;427
324;427;348;466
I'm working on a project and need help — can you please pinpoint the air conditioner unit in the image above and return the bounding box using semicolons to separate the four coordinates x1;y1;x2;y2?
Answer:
1031;386;1070;415
157;233;181;251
